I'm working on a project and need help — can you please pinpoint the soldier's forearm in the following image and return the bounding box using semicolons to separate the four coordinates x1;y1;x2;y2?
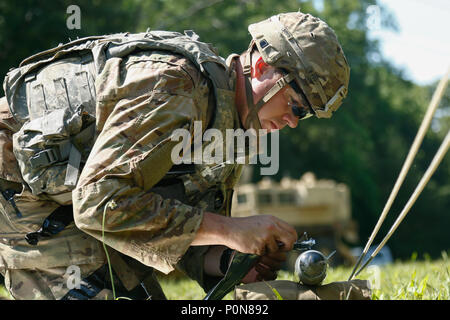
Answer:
191;212;233;247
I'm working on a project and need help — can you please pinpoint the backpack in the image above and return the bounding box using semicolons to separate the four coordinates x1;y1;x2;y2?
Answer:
3;30;232;202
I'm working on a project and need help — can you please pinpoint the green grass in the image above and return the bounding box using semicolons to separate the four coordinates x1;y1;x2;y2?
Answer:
1;252;448;300
0;283;12;300
157;252;450;300
322;254;450;300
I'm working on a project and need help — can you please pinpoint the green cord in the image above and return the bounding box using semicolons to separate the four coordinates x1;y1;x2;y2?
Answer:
102;203;116;300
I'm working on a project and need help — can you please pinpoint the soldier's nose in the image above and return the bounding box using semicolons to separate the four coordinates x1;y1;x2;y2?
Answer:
283;113;298;129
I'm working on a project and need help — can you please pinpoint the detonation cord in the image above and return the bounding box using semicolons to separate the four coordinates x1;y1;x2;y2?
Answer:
103;202;117;300
348;67;450;280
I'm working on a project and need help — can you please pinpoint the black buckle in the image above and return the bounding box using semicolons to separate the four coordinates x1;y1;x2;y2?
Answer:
25;218;67;246
24;205;73;245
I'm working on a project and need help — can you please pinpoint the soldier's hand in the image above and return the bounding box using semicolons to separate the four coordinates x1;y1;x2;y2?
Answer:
192;213;297;256
225;215;297;256
241;251;287;283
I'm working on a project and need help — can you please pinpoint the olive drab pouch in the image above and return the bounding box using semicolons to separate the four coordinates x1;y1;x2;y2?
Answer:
234;279;372;300
12;105;95;199
4;43;98;202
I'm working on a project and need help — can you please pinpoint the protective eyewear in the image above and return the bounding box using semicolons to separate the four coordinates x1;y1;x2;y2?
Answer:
285;81;314;120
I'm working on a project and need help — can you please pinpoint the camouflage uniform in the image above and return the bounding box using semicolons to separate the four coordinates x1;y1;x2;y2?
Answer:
0;32;243;299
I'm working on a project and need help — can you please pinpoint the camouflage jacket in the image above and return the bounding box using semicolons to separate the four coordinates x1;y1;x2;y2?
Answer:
0;33;243;299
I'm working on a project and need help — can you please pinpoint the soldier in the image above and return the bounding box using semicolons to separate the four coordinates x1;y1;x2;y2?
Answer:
0;11;349;299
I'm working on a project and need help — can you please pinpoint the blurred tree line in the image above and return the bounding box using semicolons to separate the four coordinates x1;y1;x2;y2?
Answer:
0;0;448;260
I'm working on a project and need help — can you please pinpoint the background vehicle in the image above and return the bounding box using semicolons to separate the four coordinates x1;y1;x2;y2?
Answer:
231;170;359;269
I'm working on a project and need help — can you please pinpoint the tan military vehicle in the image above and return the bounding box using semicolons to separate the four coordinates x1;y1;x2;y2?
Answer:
231;171;358;269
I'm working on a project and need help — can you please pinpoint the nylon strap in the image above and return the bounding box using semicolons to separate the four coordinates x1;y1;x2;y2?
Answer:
243;42;262;130
244;75;262;130
257;73;295;107
64;145;82;187
242;42;294;130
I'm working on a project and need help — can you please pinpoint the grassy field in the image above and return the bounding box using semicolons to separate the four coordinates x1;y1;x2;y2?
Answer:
157;252;450;300
0;282;10;300
0;252;448;300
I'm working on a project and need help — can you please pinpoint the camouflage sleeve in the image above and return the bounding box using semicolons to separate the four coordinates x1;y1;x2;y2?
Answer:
72;52;210;274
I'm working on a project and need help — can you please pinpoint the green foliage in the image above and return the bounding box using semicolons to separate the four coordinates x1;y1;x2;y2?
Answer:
250;0;450;260
325;254;450;300
0;0;141;96
0;279;12;300
0;0;448;260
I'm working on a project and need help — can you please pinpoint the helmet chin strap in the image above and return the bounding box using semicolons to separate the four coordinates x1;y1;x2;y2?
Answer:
242;42;262;130
242;42;295;130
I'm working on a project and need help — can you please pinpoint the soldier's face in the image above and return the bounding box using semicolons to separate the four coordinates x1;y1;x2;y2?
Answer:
252;70;299;133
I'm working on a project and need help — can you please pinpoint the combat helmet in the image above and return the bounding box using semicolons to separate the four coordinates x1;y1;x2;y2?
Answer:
243;11;350;129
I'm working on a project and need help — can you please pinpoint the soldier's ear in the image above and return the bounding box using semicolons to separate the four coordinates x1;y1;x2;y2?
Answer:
252;56;270;78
